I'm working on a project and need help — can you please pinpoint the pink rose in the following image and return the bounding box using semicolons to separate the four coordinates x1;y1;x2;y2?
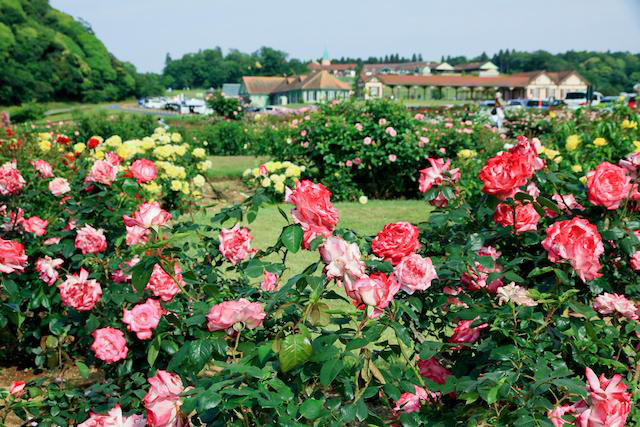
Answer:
75;225;107;255
112;257;140;283
130;159;157;184
143;370;186;427
449;317;488;344
58;269;102;311
388;154;397;162
552;194;585;212
286;180;339;249
385;126;397;137
345;273;400;318
345;160;353;167
206;298;266;335
22;216;48;236
479;151;534;200
49;177;71;197
418;158;451;193
355;122;363;131
319;236;366;287
418;357;451;385
91;327;128;364
218;224;257;265
378;118;387;126
415;113;425;120
619;152;640;178
123;298;164;340
0;238;27;274
126;225;150;247
542;218;604;282
44;237;61;246
363;136;372;145
0;160;25;196
392;385;436;416
146;263;185;302
32;160;54;178
372;222;421;266
547;402;587;427
586;162;632;210
394;254;438;294
631;251;640;271
593;293;638;321
494;202;541;234
123;202;172;229
35;256;63;285
9;381;26;398
461;246;504;293
85;153;120;186
510;136;545;172
78;404;145;427
259;271;279;292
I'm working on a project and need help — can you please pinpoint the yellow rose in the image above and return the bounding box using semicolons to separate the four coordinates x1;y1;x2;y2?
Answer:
252;168;261;177
192;190;202;199
634;141;640;153
593;137;607;147
579;176;587;184
242;168;252;177
544;148;559;159
93;150;105;160
291;166;301;176
571;164;583;173
565;135;580;151
192;175;206;187
174;145;187;156
261;177;272;187
622;119;638;130
73;143;86;153
181;182;190;194
141;137;155;150
170;180;182;191
192;148;206;158
554;156;563;164
549;112;557;119
171;132;182;143
38;140;51;152
457;149;477;159
38;132;51;140
105;135;122;147
143;182;162;194
274;181;285;193
197;160;212;171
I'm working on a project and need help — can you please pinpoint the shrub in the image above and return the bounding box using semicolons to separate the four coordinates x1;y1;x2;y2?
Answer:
206;91;244;120
9;102;46;123
71;109;158;142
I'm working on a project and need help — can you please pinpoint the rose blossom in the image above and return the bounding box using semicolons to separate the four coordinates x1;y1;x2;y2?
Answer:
146;263;185;302
510;136;545;172
418;158;459;193
461;246;505;293
112;257;140;283
35;256;63;285
49;177;71;197
0;160;25;196
22;216;48;236
418;358;452;385
319;236;366;287
123;298;164;340
206;298;266;335
372;222;421;266
75;225;107;255
496;282;538;307
363;136;372;145
542;218;604;282
345;273;400;319
586;162;632;210
58;269;102;311
123;202;172;229
85;153;120;186
631;251;640;271
0;238;27;274
32;160;54;178
619;151;640;178
479;151;533;200
394;254;438;294
259;271;279;292
449;317;488;344
78;405;146;427
392;385;437;416
593;293;638;321
143;370;187;427
91;327;128;364
493;202;541;234
130;159;157;183
126;225;150;246
44;237;60;246
285;180;339;248
552;194;585;212
9;381;26;398
218;223;257;265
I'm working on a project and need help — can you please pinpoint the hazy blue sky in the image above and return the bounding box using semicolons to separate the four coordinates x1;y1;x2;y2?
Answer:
50;0;640;73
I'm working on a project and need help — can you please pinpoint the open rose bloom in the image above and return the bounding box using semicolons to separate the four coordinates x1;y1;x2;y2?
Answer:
319;236;366;287
85;152;120;186
206;298;266;335
91;327;128;364
285;180;339;248
124;202;172;229
143;370;187;427
123;298;164;340
79;404;145;427
371;221;421;266
345;273;400;318
586;162;632;210
130;159;157;183
0;238;27;274
0;160;25;196
218;224;257;265
58;269;102;311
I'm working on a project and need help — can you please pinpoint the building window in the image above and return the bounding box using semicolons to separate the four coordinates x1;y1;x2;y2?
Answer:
308;91;315;101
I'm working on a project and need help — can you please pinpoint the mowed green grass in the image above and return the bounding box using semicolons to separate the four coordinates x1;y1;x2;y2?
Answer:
205;155;269;179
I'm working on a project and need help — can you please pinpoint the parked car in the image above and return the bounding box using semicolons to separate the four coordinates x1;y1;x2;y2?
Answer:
564;91;603;109
479;100;495;108
525;100;550;111
504;99;527;111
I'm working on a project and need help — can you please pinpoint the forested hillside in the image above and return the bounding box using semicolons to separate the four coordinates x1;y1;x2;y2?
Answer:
0;0;163;105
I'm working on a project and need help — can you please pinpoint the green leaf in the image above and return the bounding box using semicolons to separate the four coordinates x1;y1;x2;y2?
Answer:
300;398;324;420
122;179;139;198
148;334;161;367
131;257;158;294
190;339;214;372
279;333;312;373
320;359;343;387
75;361;89;379
280;224;303;253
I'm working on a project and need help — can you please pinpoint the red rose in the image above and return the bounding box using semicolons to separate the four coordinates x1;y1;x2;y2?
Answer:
372;222;421;265
494;202;540;234
285;180;339;248
479;151;533;200
586;162;632;210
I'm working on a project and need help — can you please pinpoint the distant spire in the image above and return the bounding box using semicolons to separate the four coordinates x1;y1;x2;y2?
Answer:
322;47;330;65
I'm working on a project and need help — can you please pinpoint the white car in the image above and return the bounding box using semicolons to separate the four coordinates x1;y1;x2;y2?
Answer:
564;91;603;109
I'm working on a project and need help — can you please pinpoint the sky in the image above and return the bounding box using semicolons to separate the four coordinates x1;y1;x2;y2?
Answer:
50;0;640;73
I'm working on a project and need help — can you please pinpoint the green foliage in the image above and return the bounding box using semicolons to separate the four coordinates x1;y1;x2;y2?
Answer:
71;109;158;142
9;102;46;123
206;91;244;120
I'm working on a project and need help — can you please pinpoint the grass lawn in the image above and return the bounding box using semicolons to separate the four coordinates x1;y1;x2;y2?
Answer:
204;155;269;179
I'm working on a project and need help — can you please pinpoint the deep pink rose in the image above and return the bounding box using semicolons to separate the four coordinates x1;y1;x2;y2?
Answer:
130;159;157;183
593;293;638;321
123;202;172;229
85;153;120;186
123;298;164;340
461;246;504;293
552;194;585;212
345;273;400;318
48;177;71;197
22;216;48;236
206;298;266;335
260;271;279;292
143;370;187;427
319;236;366;287
392;385;437;416
479;151;533;200
0;160;25;196
58;269;102;311
394;254;438;294
91;327;128;364
418;357;452;385
631;251;640;271
510;136;545;172
9;381;26;398
418;158;457;193
126;225;150;247
78;404;145;427
146;263;185;302
32;160;54;178
372;222;421;266
0;238;27;274
35;256;63;285
285;180;339;248
542;218;604;282
75;225;107;255
218;224;257;265
586;162;632;210
449;317;488;344
494;202;541;234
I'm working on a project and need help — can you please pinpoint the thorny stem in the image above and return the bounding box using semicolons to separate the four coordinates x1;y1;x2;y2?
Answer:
231;328;243;362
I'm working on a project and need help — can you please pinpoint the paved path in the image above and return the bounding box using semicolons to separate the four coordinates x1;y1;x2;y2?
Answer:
45;104;180;117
